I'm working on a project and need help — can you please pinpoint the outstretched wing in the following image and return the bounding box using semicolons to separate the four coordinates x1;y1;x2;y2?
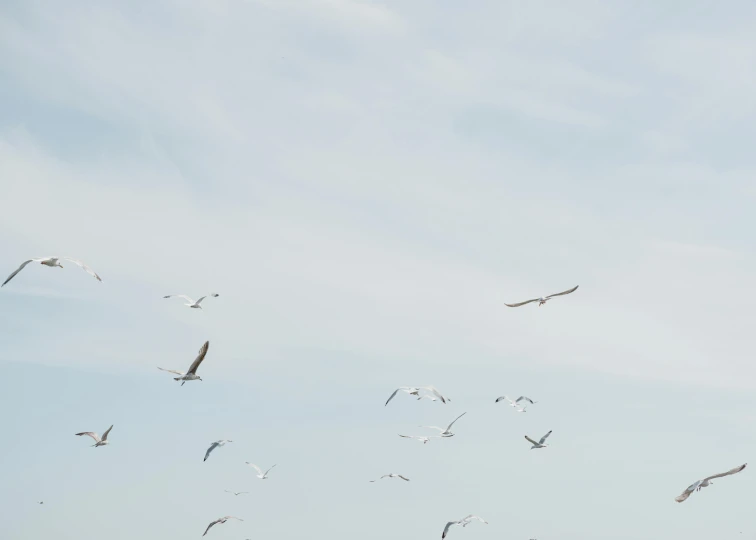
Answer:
203;519;221;536
525;436;539;445
264;464;277;476
703;463;747;483
62;258;102;282
2;259;39;287
385;388;401;406
504;298;540;308
164;294;195;303
195;296;208;305
675;481;701;503
495;395;512;404
245;462;263;475
446;412;467;431
461;515;488;524
187;341;210;374
539;430;552;444
101;425;113;441
157;367;185;376
204;442;219;462
422;385;447;403
75;431;101;443
398;475;410;481
545;285;579;299
516;396;535;404
442;521;457;539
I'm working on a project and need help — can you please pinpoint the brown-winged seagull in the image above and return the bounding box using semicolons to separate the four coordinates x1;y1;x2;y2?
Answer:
675;463;747;503
75;425;113;447
160;341;209;386
525;430;552;449
2;257;101;287
504;285;578;307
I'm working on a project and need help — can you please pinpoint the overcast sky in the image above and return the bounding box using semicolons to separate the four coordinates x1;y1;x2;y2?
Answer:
1;1;756;539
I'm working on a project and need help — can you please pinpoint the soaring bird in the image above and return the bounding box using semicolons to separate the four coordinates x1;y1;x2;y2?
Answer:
442;515;488;538
420;412;467;437
163;293;219;309
398;434;441;444
204;440;232;462
370;473;410;482
504;285;578;307
385;387;421;405
245;463;276;479
496;395;537;408
224;490;249;496
2;257;101;287
202;516;243;536
75;425;113;447
525;430;552;449
386;385;449;406
675;463;747;503
161;341;209;386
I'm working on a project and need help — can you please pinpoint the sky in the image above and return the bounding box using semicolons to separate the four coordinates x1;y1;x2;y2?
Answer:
1;0;756;539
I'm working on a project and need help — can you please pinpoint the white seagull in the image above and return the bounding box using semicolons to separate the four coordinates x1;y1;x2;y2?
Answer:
75;425;113;447
420;412;467;437
504;285;578;307
675;463;747;503
370;473;410;482
163;293;219;309
385;387;421;406
525;430;552;449
442;515;488;539
245;462;276;479
160;341;209;386
495;395;537;407
417;394;438;402
2;257;101;287
224;490;249;496
203;516;243;536
398;434;441;444
204;440;232;462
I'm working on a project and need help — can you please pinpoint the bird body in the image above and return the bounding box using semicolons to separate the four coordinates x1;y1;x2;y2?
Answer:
2;257;101;287
504;285;578;307
224;490;249;496
420;412;467;437
525;430;552;449
75;425;113;447
165;341;209;386
675;463;747;503
163;293;219;309
398;434;440;444
246;462;276;479
204;440;232;462
370;473;410;482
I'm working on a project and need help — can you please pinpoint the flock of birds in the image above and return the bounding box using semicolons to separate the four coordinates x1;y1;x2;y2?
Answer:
5;257;749;537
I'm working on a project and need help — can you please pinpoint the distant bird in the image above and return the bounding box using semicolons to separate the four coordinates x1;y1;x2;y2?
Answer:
421;385;450;403
442;515;488;538
525;430;552;449
202;516;243;536
398;434;441;444
417;394;438;402
496;395;537;408
675;463;747;503
204;440;232;462
161;340;209;386
370;473;410;482
504;285;578;307
246;463;276;479
75;425;113;447
386;386;449;406
2;257;101;287
37;501;43;505
420;412;467;437
385;387;421;405
163;293;219;309
224;490;249;496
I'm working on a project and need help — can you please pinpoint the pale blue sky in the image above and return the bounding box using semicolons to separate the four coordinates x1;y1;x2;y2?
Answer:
1;1;755;539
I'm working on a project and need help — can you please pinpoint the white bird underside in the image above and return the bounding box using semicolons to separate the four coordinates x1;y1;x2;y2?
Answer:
370;473;410;482
2;257;102;287
421;412;467;436
245;462;276;478
172;341;210;386
525;430;552;448
675;463;747;503
75;425;113;446
163;293;218;308
504;285;578;307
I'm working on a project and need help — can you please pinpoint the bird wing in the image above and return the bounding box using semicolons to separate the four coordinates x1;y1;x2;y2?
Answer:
539;430;552;444
419;426;444;432
163;294;195;303
495;395;513;404
516;396;535;404
545;285;579;299
264;464;277;476
204;442;219;461
702;463;747;483
524;435;539;445
157;367;185;376
195;296;207;305
442;521;457;539
187;341;210;374
100;425;113;441
385;388;402;406
246;463;263;475
75;431;101;443
203;519;221;536
504;298;540;308
211;293;219;297
224;516;243;521
675;481;701;503
62;258;102;281
422;386;447;403
446;412;467;431
2;259;39;287
461;515;487;524
398;475;410;481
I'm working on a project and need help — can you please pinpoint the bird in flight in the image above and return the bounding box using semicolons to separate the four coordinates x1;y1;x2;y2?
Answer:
246;462;276;479
202;516;243;536
158;341;209;386
386;385;449;406
525;430;552;449
224;490;249;496
2;257;101;287
442;515;488;538
75;425;113;447
398;434;441;444
504;285;578;307
163;293;219;309
675;463;747;503
370;473;410;482
420;412;467;437
204;440;232;462
496;395;537;409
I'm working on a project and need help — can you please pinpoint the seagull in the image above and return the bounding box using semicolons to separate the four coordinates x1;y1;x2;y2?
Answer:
420;412;467;437
504;285;578;307
202;516;243;536
495;395;537;408
525;430;552;449
163;293;219;309
37;501;43;505
370;473;410;482
442;515;488;539
398;434;441;444
417;394;438;402
675;463;747;503
245;463;276;479
75;425;113;447
165;341;209;386
224;490;249;496
421;385;450;403
385;387;421;405
2;257;101;287
204;440;232;462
